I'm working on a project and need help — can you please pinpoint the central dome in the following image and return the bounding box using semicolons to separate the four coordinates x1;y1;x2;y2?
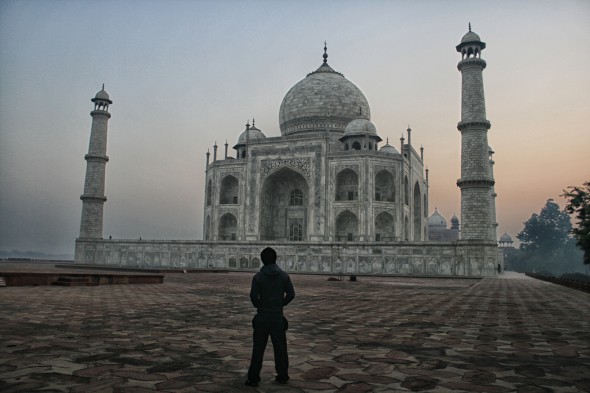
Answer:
279;57;370;136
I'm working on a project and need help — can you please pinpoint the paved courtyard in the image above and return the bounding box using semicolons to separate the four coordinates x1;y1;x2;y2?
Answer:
1;265;589;392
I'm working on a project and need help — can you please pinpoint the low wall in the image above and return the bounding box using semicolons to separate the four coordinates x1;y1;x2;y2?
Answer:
526;272;590;293
0;271;164;286
75;239;502;277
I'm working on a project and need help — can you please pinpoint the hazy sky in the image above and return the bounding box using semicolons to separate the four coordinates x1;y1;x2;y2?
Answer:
1;0;589;255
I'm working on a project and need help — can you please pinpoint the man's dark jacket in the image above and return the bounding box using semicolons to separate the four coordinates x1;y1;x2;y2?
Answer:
250;264;295;314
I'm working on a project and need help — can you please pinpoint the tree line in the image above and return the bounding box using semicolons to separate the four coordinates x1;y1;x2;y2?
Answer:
507;181;589;276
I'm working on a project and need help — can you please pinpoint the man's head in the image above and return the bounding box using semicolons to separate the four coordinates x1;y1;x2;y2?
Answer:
260;247;277;265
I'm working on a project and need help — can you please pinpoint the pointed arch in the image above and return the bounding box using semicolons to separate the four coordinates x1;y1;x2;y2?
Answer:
336;168;358;201
206;179;212;206
219;175;239;204
375;170;394;202
251;257;261;268
375;211;394;242
404;175;409;205
240;256;249;268
413;182;422;240
218;213;237;240
336;210;358;241
205;215;211;240
404;215;410;241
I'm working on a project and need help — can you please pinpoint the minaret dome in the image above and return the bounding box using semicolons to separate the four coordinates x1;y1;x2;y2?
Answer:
91;84;112;112
456;23;486;59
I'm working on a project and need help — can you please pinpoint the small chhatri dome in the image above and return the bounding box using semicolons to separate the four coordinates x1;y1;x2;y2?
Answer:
236;123;266;146
499;232;513;243
344;118;377;136
379;142;399;155
461;30;481;44
279;43;371;136
93;84;111;101
457;23;486;52
428;209;448;228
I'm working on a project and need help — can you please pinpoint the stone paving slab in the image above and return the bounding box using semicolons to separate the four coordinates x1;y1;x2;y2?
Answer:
1;266;589;392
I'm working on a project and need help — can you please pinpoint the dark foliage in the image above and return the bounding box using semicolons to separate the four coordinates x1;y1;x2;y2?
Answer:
562;181;590;265
517;199;571;253
510;199;584;274
560;272;590;283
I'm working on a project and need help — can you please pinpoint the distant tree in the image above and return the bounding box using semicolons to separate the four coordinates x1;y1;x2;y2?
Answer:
517;199;571;254
562;181;590;265
512;199;583;275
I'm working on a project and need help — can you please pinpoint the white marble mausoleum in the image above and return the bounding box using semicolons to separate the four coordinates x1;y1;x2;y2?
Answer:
75;27;502;276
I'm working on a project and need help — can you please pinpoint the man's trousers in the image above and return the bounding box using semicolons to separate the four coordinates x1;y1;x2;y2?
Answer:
247;313;289;383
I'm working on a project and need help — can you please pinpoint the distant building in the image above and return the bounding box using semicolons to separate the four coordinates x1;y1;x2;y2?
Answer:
498;232;518;270
428;209;460;242
498;232;514;248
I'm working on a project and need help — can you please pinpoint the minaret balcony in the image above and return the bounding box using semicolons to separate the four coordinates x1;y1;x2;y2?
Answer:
80;195;107;202
457;120;491;131
457;58;487;71
84;154;109;162
456;178;495;188
90;109;112;118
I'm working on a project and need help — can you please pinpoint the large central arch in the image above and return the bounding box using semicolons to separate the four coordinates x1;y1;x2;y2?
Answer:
260;167;309;241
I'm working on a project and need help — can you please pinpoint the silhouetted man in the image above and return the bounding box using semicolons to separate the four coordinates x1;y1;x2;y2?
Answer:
245;247;295;387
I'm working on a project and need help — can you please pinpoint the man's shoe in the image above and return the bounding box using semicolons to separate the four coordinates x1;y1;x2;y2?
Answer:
275;376;289;384
245;380;259;387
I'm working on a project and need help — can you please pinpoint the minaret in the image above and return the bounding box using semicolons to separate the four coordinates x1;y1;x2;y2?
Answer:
456;25;496;242
79;85;112;239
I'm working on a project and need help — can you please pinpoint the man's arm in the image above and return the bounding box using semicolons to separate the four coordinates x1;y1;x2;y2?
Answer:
250;275;260;308
283;275;295;306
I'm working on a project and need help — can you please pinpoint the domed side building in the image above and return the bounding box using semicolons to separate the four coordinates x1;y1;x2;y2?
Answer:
428;209;460;242
203;47;427;244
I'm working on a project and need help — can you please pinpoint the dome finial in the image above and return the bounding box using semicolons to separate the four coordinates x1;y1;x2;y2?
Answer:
323;41;328;64
468;22;471;32
101;83;105;91
252;117;255;127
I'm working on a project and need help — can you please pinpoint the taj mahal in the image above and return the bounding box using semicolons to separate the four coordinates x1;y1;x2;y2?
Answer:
75;26;502;276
